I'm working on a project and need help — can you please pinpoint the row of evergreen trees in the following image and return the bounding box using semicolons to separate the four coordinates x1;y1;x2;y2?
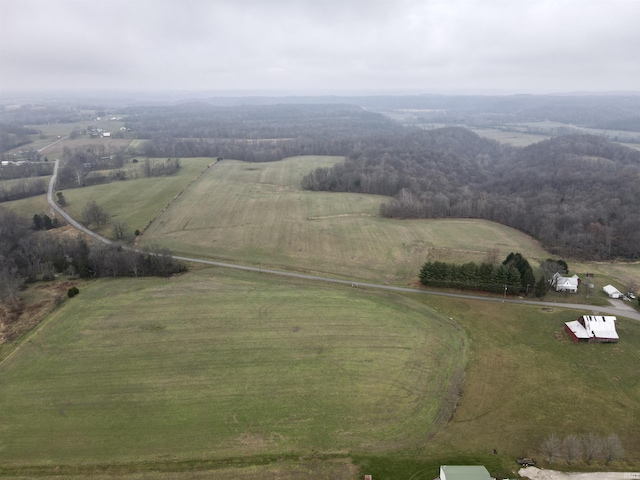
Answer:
418;252;547;296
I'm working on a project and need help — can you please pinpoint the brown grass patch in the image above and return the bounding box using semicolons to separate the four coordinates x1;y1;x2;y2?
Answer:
0;280;78;346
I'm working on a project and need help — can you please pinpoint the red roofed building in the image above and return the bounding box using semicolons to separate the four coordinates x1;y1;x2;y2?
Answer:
565;315;619;343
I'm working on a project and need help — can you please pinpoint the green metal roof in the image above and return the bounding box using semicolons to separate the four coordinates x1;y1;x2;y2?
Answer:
440;465;491;480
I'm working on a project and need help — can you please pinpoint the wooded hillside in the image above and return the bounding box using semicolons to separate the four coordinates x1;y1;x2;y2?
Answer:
302;130;640;260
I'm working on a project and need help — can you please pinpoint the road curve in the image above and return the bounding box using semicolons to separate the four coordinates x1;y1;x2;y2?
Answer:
48;160;113;245
47;161;640;323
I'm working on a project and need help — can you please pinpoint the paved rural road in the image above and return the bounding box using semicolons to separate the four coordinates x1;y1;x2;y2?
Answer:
47;160;640;322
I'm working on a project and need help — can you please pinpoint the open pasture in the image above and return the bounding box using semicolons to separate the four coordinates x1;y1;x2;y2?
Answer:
470;128;550;146
2;193;53;219
140;157;549;284
41;137;135;159
0;267;466;467
420;295;640;467
60;157;214;236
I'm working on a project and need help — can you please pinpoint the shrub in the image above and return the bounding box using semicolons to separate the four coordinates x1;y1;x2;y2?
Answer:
67;286;80;298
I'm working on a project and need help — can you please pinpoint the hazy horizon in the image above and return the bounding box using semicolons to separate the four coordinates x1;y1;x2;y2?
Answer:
2;0;640;98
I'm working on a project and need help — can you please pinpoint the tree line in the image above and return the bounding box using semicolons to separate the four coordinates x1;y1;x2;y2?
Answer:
418;252;544;296
540;433;624;466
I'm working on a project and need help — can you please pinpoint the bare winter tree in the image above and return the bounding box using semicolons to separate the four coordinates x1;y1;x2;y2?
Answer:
540;433;562;463
81;201;109;227
601;434;624;465
563;435;582;465
582;433;601;465
112;221;128;241
484;247;500;265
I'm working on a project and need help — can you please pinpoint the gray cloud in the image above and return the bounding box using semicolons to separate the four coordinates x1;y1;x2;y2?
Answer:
1;0;639;95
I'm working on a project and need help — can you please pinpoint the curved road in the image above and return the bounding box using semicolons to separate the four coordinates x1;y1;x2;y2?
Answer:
48;160;640;322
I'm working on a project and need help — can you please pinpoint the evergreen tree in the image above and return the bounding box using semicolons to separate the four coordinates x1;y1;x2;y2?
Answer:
33;214;42;230
535;275;548;297
42;214;53;230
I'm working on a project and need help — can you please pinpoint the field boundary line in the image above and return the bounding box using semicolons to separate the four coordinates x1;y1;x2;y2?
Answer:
139;159;220;236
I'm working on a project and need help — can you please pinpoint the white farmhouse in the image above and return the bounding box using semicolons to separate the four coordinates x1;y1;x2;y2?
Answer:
551;272;580;293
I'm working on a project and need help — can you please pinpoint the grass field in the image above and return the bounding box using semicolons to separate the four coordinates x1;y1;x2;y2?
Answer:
139;157;549;284
59;157;214;237
470;128;551;146
0;268;466;469
2;194;53;219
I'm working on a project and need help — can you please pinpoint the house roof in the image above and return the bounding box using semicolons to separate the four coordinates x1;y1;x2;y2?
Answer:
565;320;591;339
553;272;579;287
440;465;491;480
566;316;619;340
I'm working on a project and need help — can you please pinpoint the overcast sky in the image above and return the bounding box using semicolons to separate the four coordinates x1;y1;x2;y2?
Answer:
1;0;639;96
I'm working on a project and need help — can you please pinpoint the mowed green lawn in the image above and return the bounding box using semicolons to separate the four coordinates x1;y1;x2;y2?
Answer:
0;268;466;467
140;157;548;284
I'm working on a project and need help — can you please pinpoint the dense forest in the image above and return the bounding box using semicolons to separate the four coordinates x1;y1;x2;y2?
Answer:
124;103;403;161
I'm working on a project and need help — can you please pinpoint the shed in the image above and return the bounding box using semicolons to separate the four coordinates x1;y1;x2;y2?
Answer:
565;315;619;343
439;465;491;480
603;284;623;298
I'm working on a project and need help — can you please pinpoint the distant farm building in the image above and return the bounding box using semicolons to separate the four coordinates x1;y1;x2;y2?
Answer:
439;465;491;480
551;272;580;293
565;315;619;343
101;132;111;137
603;284;623;298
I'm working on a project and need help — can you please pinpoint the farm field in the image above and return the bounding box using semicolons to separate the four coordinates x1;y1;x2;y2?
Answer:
59;157;215;237
2;193;53;219
0;268;466;471
41;137;134;160
422;296;640;460
140;156;550;285
470;128;551;146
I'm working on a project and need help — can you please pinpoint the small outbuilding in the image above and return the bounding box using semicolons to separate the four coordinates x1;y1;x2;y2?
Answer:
603;284;623;298
551;272;580;293
565;315;619;343
439;465;491;480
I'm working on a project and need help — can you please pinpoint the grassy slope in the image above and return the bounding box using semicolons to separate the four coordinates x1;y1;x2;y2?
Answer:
422;295;640;470
60;157;214;236
354;294;640;480
141;157;549;284
0;268;465;467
